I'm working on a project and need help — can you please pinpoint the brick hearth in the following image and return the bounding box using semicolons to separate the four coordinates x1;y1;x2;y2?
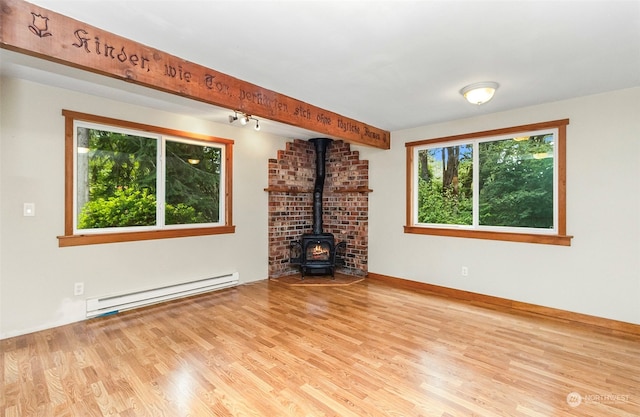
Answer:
267;139;369;278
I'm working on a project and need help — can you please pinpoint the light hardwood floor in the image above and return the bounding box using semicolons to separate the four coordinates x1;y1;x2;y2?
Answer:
2;276;638;416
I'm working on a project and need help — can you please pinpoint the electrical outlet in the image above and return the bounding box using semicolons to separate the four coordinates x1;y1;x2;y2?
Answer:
74;282;84;296
461;266;469;277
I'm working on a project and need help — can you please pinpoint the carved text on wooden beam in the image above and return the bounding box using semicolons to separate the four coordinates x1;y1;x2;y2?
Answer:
0;0;390;149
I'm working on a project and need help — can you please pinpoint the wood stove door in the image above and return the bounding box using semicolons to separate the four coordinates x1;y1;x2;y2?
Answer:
300;235;336;278
306;241;331;262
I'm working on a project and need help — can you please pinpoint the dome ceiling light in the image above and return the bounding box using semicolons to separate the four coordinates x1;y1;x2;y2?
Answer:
460;82;499;105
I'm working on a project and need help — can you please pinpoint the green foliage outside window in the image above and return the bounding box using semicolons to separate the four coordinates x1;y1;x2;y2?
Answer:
478;135;554;228
416;134;554;230
76;127;221;230
165;141;221;224
77;187;206;228
417;145;473;225
78;187;156;228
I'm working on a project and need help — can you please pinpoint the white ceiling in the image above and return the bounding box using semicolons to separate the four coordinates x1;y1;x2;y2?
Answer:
2;0;639;142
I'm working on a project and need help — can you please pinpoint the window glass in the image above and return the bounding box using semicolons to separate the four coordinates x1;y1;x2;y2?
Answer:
415;131;555;232
165;139;222;225
478;134;554;229
417;144;473;225
76;126;158;230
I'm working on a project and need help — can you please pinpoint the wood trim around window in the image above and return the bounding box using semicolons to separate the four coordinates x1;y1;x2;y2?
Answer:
405;119;573;246
58;110;235;247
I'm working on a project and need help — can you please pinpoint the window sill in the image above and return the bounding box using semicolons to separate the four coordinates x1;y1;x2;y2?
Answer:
58;226;236;247
404;226;572;246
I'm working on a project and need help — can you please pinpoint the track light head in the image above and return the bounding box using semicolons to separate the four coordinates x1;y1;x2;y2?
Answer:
229;111;261;132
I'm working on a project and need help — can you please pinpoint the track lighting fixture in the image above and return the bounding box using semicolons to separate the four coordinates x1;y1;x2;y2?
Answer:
229;111;261;131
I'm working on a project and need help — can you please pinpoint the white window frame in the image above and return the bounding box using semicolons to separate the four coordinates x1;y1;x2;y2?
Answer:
405;119;572;246
412;128;558;235
59;110;234;247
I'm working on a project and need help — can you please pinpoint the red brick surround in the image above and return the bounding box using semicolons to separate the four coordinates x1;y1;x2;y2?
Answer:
267;139;369;278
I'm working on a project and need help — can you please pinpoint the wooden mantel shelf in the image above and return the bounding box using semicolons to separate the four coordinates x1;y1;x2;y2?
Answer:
333;187;373;194
264;187;372;194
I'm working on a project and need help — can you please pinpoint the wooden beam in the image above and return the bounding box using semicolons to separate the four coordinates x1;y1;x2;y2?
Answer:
0;0;390;149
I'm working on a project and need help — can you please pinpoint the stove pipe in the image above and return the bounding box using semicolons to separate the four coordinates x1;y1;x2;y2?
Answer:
309;138;332;235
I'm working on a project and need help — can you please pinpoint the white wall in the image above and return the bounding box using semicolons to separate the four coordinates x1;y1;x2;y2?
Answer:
360;87;640;325
2;76;638;338
0;76;289;338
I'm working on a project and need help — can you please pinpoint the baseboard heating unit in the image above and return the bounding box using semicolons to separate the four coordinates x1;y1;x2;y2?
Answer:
86;272;239;318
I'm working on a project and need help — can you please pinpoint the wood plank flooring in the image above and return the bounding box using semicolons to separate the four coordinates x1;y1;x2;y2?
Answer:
1;277;639;416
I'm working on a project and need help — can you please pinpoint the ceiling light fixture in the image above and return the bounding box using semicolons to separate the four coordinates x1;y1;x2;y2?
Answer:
229;111;261;131
460;81;499;105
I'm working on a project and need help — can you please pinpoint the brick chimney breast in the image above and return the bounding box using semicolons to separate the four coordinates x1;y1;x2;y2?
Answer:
267;139;369;278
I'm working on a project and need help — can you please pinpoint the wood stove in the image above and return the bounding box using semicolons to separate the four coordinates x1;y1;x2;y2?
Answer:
291;233;345;277
289;138;346;278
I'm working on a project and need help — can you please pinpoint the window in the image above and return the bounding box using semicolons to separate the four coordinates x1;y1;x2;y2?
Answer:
405;119;572;245
59;110;234;246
